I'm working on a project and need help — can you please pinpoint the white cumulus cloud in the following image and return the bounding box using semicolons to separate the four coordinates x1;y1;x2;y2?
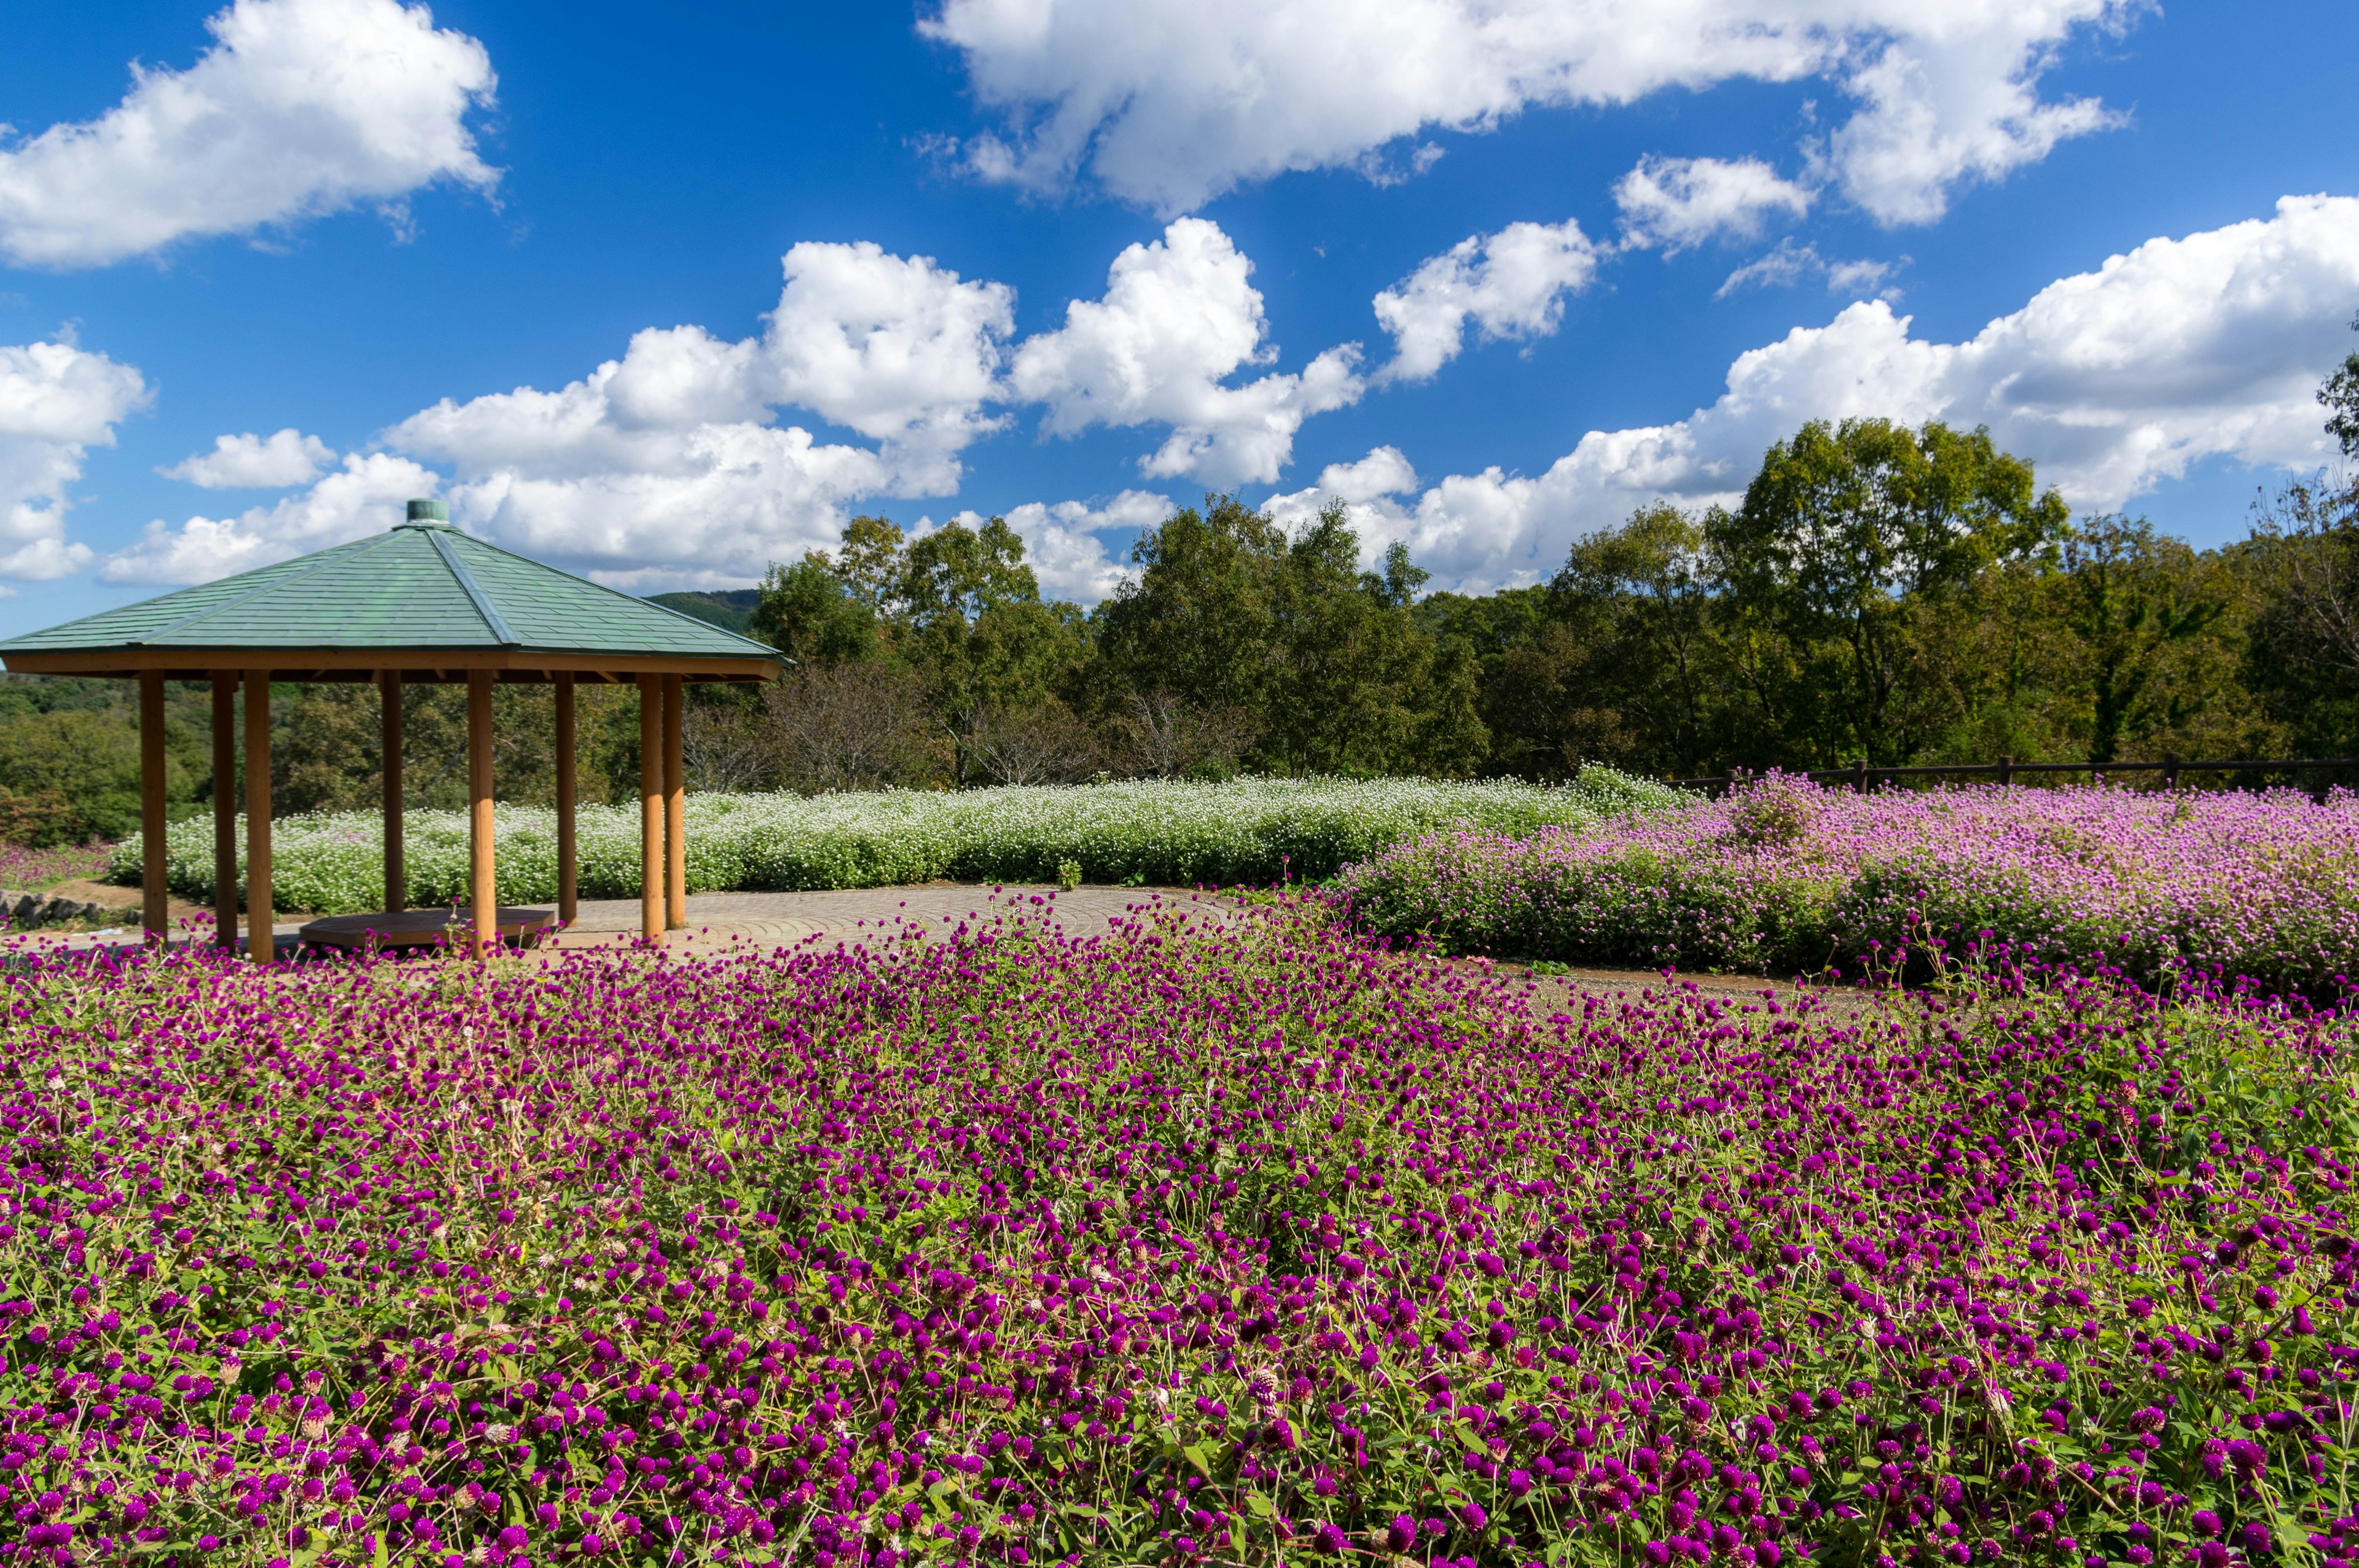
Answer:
1372;219;1597;384
1282;195;2359;590
1315;447;1419;504
922;0;2135;223
113;240;1020;587
103;451;439;585
1829;18;2123;227
1615;155;1814;252
939;489;1175;603
1008;217;1363;485
375;340;894;590
161;427;335;488
1715;238;1898;298
0;340;151;580
765;240;1017;490
0;0;498;269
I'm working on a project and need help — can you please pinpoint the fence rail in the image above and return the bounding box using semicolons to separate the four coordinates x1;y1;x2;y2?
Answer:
1669;754;2359;796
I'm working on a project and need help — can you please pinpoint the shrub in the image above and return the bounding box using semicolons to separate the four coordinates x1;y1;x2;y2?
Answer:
1338;774;2359;996
109;770;1683;912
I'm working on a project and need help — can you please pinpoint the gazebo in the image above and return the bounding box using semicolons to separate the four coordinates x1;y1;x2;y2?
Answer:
0;499;780;958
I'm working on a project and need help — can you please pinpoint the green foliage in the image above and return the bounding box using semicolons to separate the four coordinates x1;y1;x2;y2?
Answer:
2059;517;2228;768
1712;417;2071;765
111;770;1683;910
2322;313;2359;460
1093;493;1289;720
272;681;646;816
1095;496;1487;776
645;587;760;634
753;553;885;666
2241;476;2359;757
0;703;174;840
18;388;2359;847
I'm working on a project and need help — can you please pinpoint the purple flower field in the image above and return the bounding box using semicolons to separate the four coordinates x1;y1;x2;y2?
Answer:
1337;779;2359;997
2;899;2357;1568
0;841;115;894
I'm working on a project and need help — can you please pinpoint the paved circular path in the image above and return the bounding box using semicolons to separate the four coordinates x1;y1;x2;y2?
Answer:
11;884;1243;959
549;884;1241;954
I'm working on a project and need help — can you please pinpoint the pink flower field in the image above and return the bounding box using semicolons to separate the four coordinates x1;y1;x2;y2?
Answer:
1338;779;2359;998
1;894;2356;1568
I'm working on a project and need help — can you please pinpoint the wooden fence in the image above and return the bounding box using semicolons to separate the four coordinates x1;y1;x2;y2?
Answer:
1669;754;2359;797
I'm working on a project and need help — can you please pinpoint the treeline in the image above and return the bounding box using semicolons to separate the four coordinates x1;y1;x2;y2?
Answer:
4;390;2356;841
708;416;2357;792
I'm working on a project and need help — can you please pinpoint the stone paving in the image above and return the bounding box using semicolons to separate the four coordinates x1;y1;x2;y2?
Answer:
549;884;1242;954
7;883;1243;959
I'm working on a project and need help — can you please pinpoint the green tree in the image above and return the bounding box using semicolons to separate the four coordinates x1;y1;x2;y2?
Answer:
752;560;885;666
898;516;1089;785
1712;418;2069;764
1091;495;1288;725
2056;517;2230;768
1546;503;1727;776
0;675;215;841
2242;475;2359;756
2321;314;2359;460
1261;503;1484;775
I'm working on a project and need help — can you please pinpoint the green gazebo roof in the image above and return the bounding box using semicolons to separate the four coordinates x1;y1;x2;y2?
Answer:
0;505;778;679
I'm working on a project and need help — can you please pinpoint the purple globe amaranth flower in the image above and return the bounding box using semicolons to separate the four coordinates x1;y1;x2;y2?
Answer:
4;868;2352;1563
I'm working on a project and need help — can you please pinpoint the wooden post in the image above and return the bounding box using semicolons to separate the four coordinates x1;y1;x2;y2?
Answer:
468;669;496;958
2163;751;2181;790
663;674;686;930
380;672;405;913
212;674;238;950
138;671;168;942
1997;754;2013;787
1852;758;1868;794
244;673;272;963
639;674;663;946
555;673;577;927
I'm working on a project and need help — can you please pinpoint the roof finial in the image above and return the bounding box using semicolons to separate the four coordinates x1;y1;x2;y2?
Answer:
404;498;450;526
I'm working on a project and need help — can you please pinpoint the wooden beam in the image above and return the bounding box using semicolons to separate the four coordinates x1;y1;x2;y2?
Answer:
663;673;686;930
555;672;577;927
138;671;167;942
380;671;405;913
639;674;663;947
468;669;495;959
211;673;237;951
244;673;272;964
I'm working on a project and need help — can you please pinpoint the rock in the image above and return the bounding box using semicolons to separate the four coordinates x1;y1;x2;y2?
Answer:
0;888;110;929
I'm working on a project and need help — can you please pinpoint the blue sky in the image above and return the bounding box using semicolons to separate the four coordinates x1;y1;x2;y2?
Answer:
0;0;2353;637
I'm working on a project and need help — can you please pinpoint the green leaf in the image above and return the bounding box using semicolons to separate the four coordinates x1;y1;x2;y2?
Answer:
1181;1443;1213;1478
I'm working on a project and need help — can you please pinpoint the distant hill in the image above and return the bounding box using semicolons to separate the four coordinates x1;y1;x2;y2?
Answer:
647;588;762;636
